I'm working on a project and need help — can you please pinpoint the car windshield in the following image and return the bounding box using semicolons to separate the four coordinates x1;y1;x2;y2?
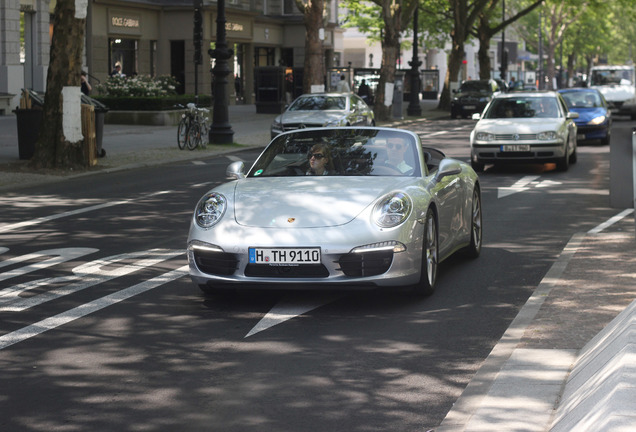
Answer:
591;69;634;86
459;81;491;93
483;96;561;119
289;96;346;111
248;129;421;177
560;91;602;108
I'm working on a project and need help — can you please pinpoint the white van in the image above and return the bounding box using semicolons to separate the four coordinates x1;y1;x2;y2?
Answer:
588;64;636;119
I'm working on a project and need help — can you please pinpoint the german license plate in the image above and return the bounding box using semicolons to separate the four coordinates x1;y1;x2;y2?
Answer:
249;247;321;264
464;105;476;110
501;145;530;152
577;134;585;140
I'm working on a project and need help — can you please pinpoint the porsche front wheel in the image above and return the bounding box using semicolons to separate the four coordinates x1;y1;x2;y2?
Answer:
465;187;482;258
412;207;438;296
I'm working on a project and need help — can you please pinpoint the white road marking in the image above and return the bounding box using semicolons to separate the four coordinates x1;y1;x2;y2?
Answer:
588;209;634;234
245;292;343;338
0;249;183;312
0;248;98;285
498;175;540;198
420;131;449;138
0;265;189;351
0;190;172;234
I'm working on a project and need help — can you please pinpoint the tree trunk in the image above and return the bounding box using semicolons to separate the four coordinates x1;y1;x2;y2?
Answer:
30;0;87;170
374;0;402;122
297;0;325;93
439;35;465;111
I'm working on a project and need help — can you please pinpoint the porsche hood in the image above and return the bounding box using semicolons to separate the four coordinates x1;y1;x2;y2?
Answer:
232;177;406;228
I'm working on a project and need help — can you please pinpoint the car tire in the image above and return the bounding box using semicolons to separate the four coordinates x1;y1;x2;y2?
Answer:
412;207;438;296
556;140;570;171
464;187;482;258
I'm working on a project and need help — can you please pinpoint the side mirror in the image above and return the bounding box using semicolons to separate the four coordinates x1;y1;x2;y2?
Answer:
436;159;462;181
226;161;246;179
472;113;481;120
567;112;579;119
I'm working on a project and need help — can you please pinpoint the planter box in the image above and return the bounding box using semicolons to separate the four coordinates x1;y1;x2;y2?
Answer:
105;109;183;126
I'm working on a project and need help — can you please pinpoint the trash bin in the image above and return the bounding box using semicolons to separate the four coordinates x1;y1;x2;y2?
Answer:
82;95;109;157
14;108;43;160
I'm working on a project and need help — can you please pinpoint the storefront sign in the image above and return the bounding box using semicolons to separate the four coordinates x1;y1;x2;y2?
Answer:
108;10;142;35
213;17;252;40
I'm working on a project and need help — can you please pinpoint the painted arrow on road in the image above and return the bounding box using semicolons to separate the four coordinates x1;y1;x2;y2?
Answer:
245;292;343;338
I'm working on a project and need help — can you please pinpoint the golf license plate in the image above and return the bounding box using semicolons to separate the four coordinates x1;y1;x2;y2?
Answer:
501;144;531;152
249;247;321;265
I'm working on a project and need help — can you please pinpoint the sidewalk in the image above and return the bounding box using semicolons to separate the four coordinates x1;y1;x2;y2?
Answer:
0;99;635;431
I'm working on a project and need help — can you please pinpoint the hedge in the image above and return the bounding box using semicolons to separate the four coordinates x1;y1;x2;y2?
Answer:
91;94;212;111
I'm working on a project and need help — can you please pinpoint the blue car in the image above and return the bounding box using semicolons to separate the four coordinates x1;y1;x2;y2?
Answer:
558;88;611;145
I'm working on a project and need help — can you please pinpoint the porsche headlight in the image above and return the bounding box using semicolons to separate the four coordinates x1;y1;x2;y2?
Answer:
588;115;606;125
195;192;227;228
271;119;282;129
373;192;412;228
537;131;557;140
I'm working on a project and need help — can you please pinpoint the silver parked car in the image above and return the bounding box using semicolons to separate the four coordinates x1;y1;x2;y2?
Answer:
270;93;375;138
187;127;482;296
470;91;579;172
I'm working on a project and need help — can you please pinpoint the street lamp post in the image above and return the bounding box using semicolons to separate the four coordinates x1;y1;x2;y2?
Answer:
407;6;421;116
500;0;507;82
208;0;234;144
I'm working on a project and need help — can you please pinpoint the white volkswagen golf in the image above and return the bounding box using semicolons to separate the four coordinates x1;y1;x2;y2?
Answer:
470;91;579;172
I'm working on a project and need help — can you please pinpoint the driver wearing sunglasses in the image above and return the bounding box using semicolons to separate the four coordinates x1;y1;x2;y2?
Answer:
385;136;413;174
306;143;334;176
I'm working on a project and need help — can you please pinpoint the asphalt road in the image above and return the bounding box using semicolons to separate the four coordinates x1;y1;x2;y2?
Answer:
0;116;631;432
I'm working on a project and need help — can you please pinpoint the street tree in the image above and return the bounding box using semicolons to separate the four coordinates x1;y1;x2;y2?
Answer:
472;0;544;81
30;0;88;170
341;0;419;122
437;0;492;111
537;0;591;89
295;0;326;94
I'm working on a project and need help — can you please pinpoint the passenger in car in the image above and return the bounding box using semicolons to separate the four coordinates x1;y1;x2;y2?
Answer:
306;144;334;176
385;136;413;174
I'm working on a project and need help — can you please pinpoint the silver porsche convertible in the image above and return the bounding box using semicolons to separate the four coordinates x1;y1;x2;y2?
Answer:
187;127;482;296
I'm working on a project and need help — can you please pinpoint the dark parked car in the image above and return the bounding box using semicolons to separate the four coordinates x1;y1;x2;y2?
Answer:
450;79;502;119
558;88;612;145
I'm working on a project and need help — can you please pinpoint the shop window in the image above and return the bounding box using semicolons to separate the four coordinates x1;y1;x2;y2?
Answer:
109;38;138;77
255;47;275;67
281;48;293;67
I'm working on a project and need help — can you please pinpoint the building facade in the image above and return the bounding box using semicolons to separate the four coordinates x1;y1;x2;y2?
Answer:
0;0;344;110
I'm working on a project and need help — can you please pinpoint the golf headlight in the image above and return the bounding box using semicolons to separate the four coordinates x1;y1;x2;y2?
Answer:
373;192;412;228
537;131;557;140
476;132;494;141
195;192;227;228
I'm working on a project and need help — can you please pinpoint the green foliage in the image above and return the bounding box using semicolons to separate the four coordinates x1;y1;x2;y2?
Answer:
97;74;180;97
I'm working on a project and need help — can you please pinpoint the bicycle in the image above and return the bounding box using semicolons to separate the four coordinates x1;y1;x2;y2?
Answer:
177;103;210;150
